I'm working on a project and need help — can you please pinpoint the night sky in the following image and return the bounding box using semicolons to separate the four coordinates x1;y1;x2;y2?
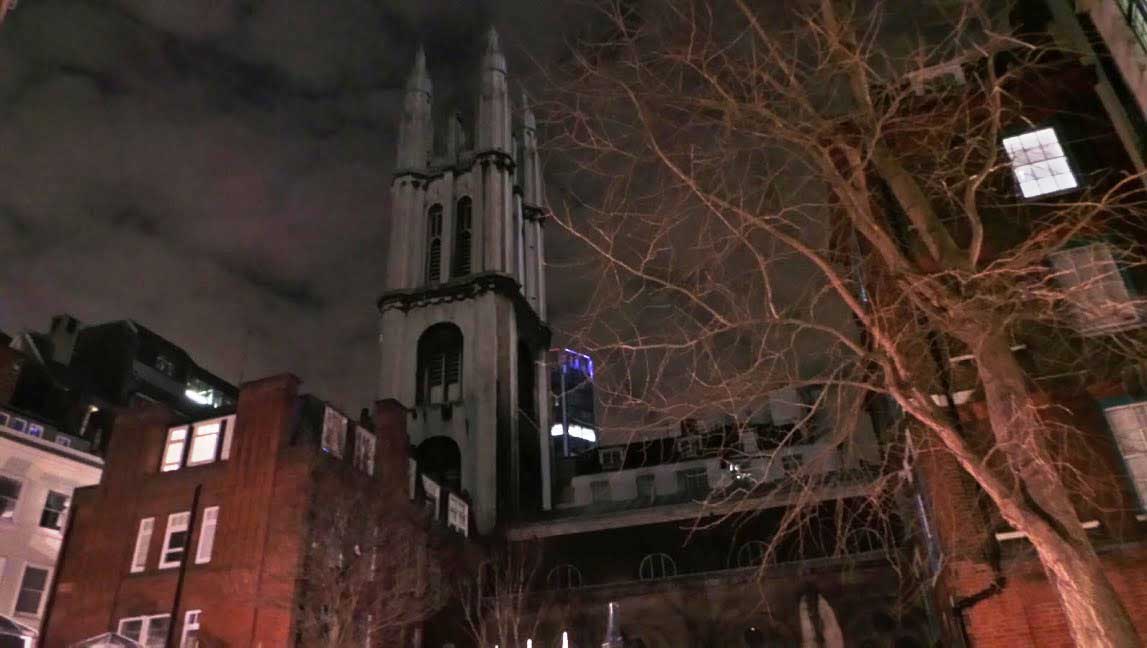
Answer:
0;0;578;412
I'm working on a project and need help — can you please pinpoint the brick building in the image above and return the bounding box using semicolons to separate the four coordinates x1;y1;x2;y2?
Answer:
846;1;1147;645
39;374;471;648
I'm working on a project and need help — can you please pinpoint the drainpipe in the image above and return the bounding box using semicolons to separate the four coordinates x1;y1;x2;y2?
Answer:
166;484;202;647
924;331;1006;646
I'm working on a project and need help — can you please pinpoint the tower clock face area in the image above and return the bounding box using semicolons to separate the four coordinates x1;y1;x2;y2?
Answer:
378;29;551;534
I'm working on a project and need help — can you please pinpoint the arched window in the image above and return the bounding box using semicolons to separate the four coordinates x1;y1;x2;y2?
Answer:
545;564;583;590
416;323;463;404
418;436;462;491
452;197;473;277
735;541;768;568
638;553;676;581
426;204;443;284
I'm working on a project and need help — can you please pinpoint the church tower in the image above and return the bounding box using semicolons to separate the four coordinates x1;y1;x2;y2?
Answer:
378;30;551;534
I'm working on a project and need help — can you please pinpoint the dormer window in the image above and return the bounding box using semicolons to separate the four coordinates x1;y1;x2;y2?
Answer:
599;447;624;470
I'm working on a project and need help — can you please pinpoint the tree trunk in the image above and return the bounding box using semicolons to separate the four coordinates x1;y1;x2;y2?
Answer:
970;330;1139;647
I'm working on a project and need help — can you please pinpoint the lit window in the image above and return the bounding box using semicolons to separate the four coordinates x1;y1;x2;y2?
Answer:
181;610;201;648
161;427;188;472
162;417;234;471
131;517;154;573
14;565;49;616
0;476;21;519
1103;401;1147;509
1002;128;1078;198
160;511;191;569
638;553;676;580
187;421;222;466
55;436;73;448
26;423;43;438
1048;243;1142;335
39;491;68;530
354;426;377;475
546;564;583;589
119;614;171;648
195;506;219;564
590;480;611;504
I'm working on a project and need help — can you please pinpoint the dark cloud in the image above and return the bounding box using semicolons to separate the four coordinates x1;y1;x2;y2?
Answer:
0;0;576;411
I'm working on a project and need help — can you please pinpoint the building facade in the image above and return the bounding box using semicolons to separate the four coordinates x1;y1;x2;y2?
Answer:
7;316;236;453
0;405;102;645
377;30;552;535
39;374;470;648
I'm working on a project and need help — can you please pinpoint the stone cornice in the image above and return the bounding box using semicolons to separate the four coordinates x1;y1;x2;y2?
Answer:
377;272;551;347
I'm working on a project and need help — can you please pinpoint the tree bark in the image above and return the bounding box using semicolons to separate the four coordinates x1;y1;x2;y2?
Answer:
970;330;1139;647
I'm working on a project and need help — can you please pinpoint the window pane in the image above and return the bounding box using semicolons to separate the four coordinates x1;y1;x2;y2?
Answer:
188;422;220;465
40;491;68;530
120;619;143;641
146;616;171;648
15;566;48;614
0;476;21;518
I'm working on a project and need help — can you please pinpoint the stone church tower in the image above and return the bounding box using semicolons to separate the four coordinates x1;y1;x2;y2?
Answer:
378;29;551;534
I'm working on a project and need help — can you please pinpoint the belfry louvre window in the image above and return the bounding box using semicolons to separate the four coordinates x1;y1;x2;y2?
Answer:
426;204;444;283
452;197;473;277
417;323;463;404
1002;127;1078;198
1048;242;1142;335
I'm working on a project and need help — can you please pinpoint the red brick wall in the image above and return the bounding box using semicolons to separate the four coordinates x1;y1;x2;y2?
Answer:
920;389;1147;646
42;374;316;648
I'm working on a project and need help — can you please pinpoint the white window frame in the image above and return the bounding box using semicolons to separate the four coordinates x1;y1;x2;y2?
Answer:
26;423;43;438
599;447;624;470
1002;127;1079;198
159;511;191;569
0;474;22;520
1048;242;1142;335
195;506;219;564
546;564;583;590
638;553;676;581
590;480;611;504
131;517;155;573
39;490;69;531
118;614;171;647
13;563;51;617
161;426;188;472
181;609;201;648
1103;400;1147;510
186;419;224;467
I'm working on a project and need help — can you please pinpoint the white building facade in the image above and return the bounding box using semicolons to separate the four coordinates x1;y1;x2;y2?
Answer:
0;406;102;643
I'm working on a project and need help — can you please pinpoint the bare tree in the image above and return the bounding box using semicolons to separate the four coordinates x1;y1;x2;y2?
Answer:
542;0;1147;645
460;543;549;648
296;472;450;648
